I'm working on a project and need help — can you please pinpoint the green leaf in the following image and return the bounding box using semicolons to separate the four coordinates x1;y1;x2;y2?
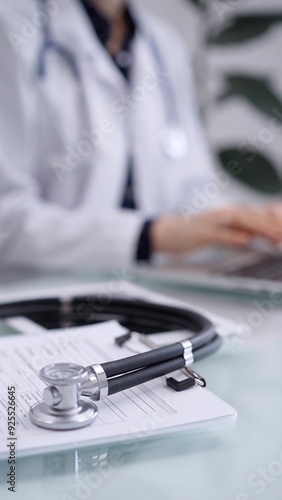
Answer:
208;15;282;45
184;0;205;9
218;75;282;121
219;149;282;194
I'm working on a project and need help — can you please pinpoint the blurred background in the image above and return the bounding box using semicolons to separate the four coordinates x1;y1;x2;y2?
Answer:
1;0;282;278
135;0;282;203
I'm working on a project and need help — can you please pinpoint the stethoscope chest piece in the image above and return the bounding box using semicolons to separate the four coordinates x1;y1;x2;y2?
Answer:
29;364;98;431
159;125;188;161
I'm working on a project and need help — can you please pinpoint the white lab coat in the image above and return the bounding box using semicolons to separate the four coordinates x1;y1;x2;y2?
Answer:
0;0;215;271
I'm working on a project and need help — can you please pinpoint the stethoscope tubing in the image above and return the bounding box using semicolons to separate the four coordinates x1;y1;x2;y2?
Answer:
0;296;218;343
107;357;186;396
104;339;222;395
102;330;222;395
102;342;184;378
0;296;222;376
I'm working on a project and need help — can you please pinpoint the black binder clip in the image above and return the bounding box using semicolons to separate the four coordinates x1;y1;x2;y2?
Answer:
166;367;206;392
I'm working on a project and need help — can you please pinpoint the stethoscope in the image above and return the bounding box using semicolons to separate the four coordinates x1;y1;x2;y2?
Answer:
37;0;188;161
0;295;222;431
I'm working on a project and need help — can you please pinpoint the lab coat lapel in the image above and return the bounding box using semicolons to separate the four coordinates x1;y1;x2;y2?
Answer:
130;31;169;214
52;0;127;94
78;57;130;208
37;50;83;150
43;0;130;207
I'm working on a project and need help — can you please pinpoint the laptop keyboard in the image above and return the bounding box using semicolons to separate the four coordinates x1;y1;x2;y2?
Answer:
224;255;282;281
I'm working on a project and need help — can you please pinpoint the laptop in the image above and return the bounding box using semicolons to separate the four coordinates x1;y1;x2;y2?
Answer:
136;248;282;295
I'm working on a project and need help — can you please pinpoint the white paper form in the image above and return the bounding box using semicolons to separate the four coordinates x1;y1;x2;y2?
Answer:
0;321;237;460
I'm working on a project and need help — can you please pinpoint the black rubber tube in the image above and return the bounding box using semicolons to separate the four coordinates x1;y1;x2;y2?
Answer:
0;297;221;363
193;334;223;362
189;323;216;350
0;299;60;319
107;357;185;395
101;342;184;378
72;297;214;339
0;298;217;350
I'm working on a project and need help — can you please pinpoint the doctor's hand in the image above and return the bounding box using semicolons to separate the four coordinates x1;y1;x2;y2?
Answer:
265;203;282;220
150;206;282;254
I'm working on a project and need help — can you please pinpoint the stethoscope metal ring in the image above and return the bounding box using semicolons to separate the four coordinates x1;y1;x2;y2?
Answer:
29;397;98;431
40;363;88;386
30;363;98;431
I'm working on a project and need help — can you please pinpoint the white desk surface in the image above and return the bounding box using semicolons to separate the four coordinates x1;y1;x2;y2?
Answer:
0;272;282;500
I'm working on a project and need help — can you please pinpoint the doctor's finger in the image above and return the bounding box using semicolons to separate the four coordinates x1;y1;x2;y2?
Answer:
222;209;282;243
266;204;282;219
211;227;253;248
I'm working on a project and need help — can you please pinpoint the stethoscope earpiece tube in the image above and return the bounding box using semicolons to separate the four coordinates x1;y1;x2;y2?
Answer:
192;335;223;362
107;357;185;396
101;342;184;378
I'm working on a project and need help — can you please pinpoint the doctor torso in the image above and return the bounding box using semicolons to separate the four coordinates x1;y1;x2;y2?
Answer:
0;0;214;269
29;0;213;213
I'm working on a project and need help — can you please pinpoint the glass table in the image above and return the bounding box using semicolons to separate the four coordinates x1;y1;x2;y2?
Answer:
1;272;282;500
